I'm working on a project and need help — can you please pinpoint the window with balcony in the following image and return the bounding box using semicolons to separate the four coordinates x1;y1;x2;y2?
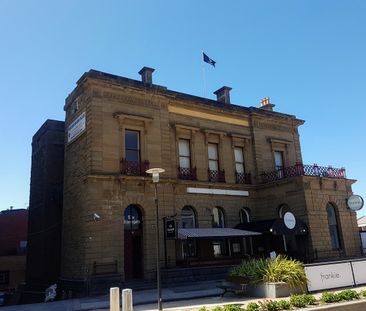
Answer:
235;147;250;184
178;139;196;180
121;129;148;176
208;143;224;182
274;151;284;178
327;203;342;249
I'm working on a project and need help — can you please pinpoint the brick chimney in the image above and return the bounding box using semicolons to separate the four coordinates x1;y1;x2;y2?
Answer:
260;97;275;111
214;86;232;104
138;66;155;84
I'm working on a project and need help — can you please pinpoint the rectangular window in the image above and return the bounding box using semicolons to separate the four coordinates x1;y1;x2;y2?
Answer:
208;143;219;171
274;151;284;170
178;139;191;168
234;147;245;173
125;130;140;162
0;271;9;285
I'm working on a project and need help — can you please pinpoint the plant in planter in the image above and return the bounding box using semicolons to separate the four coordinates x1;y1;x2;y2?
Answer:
229;256;307;298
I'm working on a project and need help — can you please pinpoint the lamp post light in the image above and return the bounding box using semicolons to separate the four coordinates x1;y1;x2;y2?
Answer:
146;167;165;311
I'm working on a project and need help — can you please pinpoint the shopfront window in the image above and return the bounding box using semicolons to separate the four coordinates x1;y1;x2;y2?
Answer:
181;206;196;228
239;208;250;223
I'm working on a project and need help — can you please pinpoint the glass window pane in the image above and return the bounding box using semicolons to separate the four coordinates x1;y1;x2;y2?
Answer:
179;140;190;156
181;206;196;228
236;163;244;173
208;144;218;160
274;151;284;168
126;150;139;161
234;148;243;163
209;160;218;171
125;130;139;149
179;157;190;168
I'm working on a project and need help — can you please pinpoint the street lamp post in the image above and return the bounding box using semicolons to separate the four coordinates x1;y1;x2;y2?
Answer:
146;168;165;311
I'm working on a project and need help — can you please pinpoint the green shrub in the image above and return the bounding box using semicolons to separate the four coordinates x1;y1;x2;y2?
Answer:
290;294;316;307
229;256;307;289
229;258;268;285
245;302;260;311
321;292;341;303
263;256;308;290
222;305;245;311
336;289;360;301
198;308;209;311
277;299;291;310
258;299;281;311
360;290;366;297
212;307;223;311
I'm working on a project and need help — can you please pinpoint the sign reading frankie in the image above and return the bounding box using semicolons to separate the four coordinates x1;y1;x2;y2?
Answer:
305;262;354;291
68;112;86;143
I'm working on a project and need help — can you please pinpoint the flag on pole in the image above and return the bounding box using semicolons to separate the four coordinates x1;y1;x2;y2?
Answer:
203;52;216;67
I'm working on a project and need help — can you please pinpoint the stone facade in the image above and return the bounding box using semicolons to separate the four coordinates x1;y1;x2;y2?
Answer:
60;68;361;283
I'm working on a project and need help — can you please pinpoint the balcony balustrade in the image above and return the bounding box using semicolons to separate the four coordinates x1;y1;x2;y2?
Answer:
208;169;226;183
120;159;149;176
259;163;346;184
178;167;197;180
235;172;252;184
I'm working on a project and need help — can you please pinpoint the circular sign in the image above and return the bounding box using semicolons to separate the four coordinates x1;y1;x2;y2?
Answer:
284;212;296;230
347;195;364;211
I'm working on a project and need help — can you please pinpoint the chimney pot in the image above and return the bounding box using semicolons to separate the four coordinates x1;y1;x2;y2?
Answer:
214;86;232;104
138;66;155;84
260;97;275;111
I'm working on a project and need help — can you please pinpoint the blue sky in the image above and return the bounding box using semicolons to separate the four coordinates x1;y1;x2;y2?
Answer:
0;1;365;215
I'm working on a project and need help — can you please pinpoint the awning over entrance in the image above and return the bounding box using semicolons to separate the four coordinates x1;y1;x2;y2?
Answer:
178;228;261;240
235;218;308;236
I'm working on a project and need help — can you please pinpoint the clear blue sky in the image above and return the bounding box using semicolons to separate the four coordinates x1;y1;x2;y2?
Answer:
0;1;365;215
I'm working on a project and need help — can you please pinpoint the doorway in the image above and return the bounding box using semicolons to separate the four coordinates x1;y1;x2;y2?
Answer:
124;205;143;280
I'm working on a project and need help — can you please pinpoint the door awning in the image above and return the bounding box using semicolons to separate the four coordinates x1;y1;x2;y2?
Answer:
235;218;308;236
178;228;261;240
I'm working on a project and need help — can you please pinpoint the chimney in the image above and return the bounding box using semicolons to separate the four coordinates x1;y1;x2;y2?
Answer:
260;97;275;111
138;66;155;84
214;86;232;104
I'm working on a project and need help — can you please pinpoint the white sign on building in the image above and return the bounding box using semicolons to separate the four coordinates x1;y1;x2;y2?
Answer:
67;112;86;143
351;260;366;285
305;262;354;292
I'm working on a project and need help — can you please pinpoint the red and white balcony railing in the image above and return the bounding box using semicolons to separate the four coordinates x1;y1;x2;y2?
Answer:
120;159;150;176
178;167;197;180
208;169;226;183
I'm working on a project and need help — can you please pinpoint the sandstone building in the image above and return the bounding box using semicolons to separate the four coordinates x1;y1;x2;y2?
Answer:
55;67;361;290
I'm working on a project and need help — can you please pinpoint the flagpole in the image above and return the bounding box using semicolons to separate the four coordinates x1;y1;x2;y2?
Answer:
201;50;207;97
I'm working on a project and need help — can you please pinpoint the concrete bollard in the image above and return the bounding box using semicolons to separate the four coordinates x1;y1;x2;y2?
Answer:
110;287;120;311
122;288;133;311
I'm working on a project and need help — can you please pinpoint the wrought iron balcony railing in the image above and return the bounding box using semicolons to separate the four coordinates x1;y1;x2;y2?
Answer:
235;172;252;184
178;167;197;180
120;159;149;176
259;163;346;184
208;169;226;183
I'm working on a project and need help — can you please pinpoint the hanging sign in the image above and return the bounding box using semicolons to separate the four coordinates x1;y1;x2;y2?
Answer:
347;195;364;211
284;212;296;229
165;219;177;239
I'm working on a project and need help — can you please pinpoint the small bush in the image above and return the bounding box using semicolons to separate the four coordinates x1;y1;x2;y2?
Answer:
222;305;245;311
258;299;280;311
360;290;366;297
321;292;341;303
212;307;223;311
245;302;260;311
277;299;291;310
290;294;316;307
198;308;209;311
336;289;360;301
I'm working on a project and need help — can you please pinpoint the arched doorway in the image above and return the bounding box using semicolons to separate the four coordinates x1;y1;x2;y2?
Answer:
124;205;143;280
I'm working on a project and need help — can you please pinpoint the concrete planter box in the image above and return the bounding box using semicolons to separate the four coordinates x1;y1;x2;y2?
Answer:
247;282;304;298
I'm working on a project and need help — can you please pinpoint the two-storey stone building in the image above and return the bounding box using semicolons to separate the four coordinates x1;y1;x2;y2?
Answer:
60;67;360;289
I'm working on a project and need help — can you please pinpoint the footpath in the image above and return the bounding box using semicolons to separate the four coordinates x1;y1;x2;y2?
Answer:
2;282;366;311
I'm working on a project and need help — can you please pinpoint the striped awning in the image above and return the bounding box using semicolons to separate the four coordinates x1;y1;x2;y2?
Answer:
178;228;261;239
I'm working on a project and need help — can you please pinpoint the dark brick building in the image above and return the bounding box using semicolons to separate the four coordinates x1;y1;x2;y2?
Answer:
26;120;64;289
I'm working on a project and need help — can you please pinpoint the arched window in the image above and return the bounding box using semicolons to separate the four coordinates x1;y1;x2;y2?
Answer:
124;205;142;230
326;203;341;249
181;206;196;228
212;207;225;228
278;204;291;218
239;208;250;223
